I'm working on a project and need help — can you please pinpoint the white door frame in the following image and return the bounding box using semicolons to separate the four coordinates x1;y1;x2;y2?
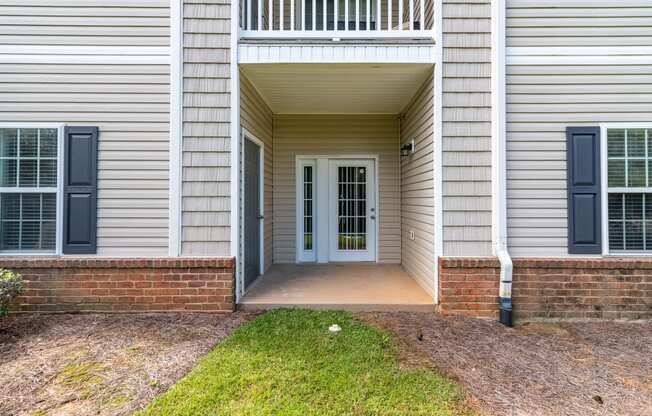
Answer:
240;128;265;296
295;155;380;263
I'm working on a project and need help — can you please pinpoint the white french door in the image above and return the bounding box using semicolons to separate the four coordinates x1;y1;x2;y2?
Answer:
297;157;377;263
328;159;376;261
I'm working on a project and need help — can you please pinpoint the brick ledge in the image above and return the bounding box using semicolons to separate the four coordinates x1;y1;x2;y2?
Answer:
0;257;235;269
440;256;652;270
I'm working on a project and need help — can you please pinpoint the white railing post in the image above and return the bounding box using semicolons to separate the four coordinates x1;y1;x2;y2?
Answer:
280;0;284;30
334;0;339;30
409;0;413;30
269;0;273;29
345;0;349;30
419;0;424;30
302;0;306;29
312;0;316;30
388;0;392;30
291;0;295;30
258;0;262;29
355;0;359;30
366;0;370;30
398;0;403;30
376;0;380;31
323;0;327;30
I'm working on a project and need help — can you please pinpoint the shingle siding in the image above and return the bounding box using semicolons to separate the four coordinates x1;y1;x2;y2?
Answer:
442;0;492;256
181;0;233;256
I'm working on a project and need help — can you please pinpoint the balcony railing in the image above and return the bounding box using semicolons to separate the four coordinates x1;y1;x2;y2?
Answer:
239;0;435;39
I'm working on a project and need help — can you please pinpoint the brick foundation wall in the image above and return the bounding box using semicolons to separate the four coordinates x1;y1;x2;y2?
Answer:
439;258;652;321
1;258;235;313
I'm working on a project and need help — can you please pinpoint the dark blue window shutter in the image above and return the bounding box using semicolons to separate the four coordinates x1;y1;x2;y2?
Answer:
566;126;602;254
63;126;98;254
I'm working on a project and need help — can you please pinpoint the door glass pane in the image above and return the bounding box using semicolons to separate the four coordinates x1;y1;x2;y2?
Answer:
303;165;313;250
337;166;366;250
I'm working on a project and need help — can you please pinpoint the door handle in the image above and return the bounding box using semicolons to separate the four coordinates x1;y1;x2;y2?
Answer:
257;215;264;220
370;215;376;220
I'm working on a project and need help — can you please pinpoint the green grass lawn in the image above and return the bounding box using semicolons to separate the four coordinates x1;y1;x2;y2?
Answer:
138;309;475;416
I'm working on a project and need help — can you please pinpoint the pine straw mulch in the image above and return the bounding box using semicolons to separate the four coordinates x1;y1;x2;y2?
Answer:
0;312;254;416
360;313;652;416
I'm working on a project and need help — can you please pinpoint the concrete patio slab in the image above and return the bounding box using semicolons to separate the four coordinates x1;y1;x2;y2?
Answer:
239;263;436;312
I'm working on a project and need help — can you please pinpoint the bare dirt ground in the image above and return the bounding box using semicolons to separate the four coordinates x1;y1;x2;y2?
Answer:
0;312;253;416
362;313;652;416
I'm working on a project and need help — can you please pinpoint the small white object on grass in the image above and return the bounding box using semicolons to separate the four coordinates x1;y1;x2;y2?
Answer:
329;324;342;333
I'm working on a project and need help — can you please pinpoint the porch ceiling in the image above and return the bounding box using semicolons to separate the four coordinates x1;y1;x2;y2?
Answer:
240;63;433;114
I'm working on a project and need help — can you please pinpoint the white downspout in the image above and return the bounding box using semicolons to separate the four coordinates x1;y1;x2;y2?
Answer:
491;0;513;326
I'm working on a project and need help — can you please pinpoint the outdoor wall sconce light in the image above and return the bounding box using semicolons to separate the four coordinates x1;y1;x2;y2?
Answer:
400;140;415;157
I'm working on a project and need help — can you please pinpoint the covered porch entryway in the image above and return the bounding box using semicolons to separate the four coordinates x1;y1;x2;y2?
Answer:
237;61;437;310
240;263;435;311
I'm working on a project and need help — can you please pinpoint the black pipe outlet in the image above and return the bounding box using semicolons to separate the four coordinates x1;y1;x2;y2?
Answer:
499;296;513;327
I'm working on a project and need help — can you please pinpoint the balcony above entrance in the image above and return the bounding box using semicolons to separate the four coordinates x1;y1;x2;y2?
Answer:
239;0;436;41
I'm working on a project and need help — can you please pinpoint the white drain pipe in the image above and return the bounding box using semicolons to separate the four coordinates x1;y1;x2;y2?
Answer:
491;0;513;326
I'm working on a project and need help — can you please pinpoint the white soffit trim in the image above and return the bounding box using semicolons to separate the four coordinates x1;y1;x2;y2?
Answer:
168;0;183;256
507;46;652;65
238;44;436;64
0;45;170;64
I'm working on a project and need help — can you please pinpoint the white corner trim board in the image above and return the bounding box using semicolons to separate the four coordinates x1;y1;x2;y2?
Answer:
507;46;652;65
238;44;436;64
230;0;243;300
432;0;443;305
168;0;183;256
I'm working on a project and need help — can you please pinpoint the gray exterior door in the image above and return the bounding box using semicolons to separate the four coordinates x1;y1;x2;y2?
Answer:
244;138;261;288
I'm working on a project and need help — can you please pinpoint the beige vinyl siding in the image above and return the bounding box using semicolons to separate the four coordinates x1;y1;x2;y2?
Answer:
273;115;400;263
442;0;492;256
0;1;170;47
240;73;274;271
507;0;652;47
182;0;232;256
0;3;170;257
506;1;652;257
400;73;435;296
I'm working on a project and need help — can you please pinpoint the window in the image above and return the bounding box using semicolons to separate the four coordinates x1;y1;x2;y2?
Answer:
606;127;652;252
0;127;60;253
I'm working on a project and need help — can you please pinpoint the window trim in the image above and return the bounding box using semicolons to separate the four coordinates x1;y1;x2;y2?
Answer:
600;123;652;256
0;123;64;256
